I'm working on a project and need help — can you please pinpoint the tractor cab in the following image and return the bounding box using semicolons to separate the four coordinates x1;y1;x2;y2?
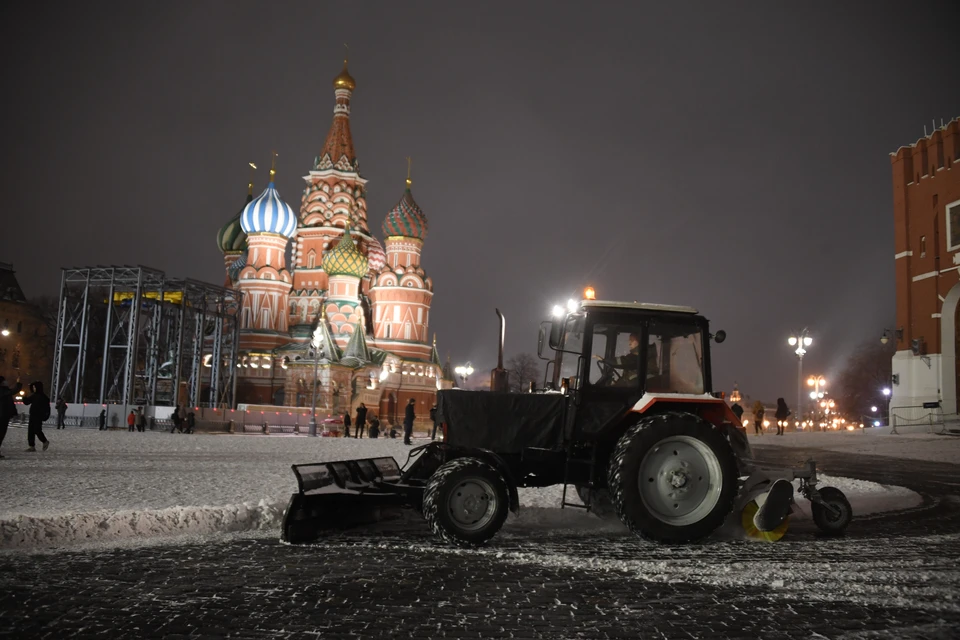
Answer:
545;300;714;397
539;300;731;443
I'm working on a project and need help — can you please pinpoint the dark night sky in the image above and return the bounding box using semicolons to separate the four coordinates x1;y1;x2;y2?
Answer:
2;1;958;404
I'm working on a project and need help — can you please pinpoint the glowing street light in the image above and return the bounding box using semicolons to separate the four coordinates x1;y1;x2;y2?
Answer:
454;363;474;388
788;329;814;420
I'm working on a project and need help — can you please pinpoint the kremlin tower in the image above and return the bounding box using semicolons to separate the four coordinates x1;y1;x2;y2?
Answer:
214;56;449;424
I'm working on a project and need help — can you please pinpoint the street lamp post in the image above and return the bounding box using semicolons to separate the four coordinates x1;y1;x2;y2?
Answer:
788;329;813;424
454;362;474;389
882;387;892;431
307;325;324;438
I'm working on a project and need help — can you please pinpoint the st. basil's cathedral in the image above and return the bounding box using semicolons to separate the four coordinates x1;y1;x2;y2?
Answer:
215;59;453;425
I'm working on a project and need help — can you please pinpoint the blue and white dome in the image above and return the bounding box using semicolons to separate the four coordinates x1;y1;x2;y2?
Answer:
240;182;297;237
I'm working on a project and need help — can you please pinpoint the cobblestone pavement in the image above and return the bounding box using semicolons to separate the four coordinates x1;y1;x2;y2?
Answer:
1;446;959;639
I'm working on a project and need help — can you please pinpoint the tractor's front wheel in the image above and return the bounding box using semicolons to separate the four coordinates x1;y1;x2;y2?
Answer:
608;412;739;543
423;457;509;547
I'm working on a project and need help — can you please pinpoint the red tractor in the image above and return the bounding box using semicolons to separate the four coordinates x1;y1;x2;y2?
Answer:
282;299;852;546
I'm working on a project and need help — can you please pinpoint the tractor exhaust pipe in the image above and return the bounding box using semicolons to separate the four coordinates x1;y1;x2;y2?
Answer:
490;308;509;392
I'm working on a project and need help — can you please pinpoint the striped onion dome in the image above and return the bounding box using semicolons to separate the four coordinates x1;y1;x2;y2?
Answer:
216;194;251;253
323;225;368;278
240;182;297;237
365;236;386;273
382;185;428;240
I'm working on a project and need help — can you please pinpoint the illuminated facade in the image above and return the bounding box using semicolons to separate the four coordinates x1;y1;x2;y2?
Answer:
889;118;960;413
216;60;451;427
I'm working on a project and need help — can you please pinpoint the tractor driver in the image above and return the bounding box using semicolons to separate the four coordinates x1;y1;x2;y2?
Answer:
594;332;641;387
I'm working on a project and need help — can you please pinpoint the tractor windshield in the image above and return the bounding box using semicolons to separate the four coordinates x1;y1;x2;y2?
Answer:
646;320;705;395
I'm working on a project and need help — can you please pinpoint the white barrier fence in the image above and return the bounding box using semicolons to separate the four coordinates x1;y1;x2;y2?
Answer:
9;403;354;436
889;404;960;435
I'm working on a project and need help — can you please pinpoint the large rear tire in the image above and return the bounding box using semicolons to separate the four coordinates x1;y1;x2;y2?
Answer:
423;457;510;547
608;411;739;543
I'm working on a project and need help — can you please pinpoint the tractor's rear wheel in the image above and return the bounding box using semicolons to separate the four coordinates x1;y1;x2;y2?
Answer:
608;412;739;543
423;457;509;547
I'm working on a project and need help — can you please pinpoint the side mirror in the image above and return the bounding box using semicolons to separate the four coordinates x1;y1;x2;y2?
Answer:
548;320;563;350
537;325;545;358
713;330;726;344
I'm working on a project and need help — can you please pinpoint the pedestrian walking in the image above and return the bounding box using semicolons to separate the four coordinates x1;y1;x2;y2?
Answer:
56;397;68;429
403;398;415;445
0;376;23;459
343;411;351;439
354;403;367;439
752;400;765;436
137;407;146;432
21;381;50;452
367;414;380;439
429;404;439;440
775;398;791;436
98;409;106;431
170;406;182;433
185;412;195;434
127;410;136;432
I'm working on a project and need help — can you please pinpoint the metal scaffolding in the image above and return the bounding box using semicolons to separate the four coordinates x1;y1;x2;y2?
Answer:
51;266;242;409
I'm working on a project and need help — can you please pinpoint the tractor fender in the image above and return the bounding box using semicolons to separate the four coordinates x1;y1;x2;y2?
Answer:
446;447;521;514
630;393;752;465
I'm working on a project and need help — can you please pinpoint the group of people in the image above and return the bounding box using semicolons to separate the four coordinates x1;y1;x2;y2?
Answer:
168;406;195;434
341;398;436;445
730;398;792;435
0;376;52;457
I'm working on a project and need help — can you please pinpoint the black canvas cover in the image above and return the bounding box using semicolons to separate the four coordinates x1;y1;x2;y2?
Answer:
436;390;567;453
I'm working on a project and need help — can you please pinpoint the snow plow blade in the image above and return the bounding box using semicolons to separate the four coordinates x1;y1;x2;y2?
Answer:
281;456;414;544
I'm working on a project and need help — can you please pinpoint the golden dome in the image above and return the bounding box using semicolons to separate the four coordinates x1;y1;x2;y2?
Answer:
333;62;356;91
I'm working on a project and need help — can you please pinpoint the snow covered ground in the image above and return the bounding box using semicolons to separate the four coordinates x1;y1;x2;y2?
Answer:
747;428;960;464
0;426;928;551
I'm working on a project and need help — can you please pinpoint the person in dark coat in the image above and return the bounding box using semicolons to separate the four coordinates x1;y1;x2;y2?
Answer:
403;398;416;445
367;414;380;439
343;411;351;438
98;409;106;431
731;402;744;426
0;376;23;458
429;405;439;440
354;403;367;439
137;407;146;432
56;397;68;429
774;398;791;436
21;381;50;452
185;412;195;434
170;406;182;433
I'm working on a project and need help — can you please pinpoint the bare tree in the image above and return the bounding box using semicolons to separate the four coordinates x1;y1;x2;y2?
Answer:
506;353;540;393
834;338;896;420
